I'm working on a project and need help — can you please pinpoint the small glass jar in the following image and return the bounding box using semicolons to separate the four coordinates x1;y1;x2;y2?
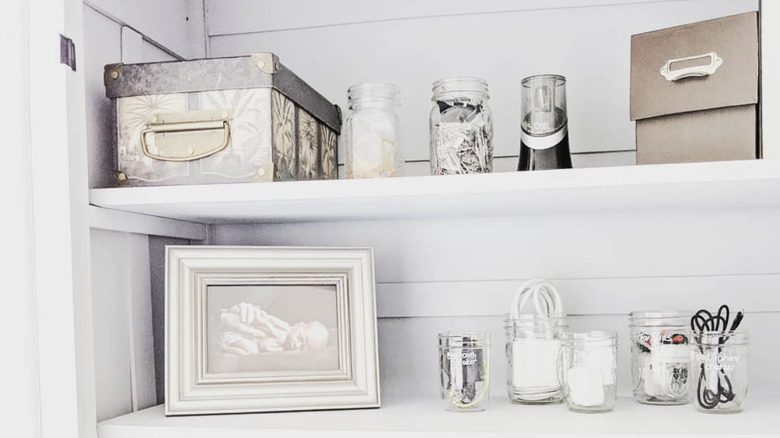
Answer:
629;310;692;405
504;315;567;404
559;331;618;413
438;332;490;412
691;330;748;413
429;77;493;175
345;83;403;178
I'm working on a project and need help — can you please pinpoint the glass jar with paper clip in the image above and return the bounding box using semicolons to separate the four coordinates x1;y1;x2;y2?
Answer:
559;331;618;413
504;280;568;404
429;77;494;175
439;332;491;412
629;310;692;405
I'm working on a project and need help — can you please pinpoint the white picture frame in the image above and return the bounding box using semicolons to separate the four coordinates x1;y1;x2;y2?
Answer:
165;246;380;415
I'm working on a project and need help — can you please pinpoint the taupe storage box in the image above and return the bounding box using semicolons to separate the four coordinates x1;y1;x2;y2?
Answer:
104;53;340;187
630;12;759;165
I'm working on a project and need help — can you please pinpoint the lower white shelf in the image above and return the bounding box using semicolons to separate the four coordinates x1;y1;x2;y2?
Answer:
98;396;777;437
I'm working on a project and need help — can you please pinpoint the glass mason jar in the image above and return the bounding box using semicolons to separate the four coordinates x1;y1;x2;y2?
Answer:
504;315;567;404
438;332;490;412
691;330;748;413
429;77;493;175
345;83;403;178
559;331;618;413
629;310;692;405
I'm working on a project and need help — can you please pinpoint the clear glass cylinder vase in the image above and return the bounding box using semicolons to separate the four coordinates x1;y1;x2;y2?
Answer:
429;77;493;175
345;83;403;178
559;331;618;413
629;310;692;405
691;330;748;413
438;332;491;412
504;315;567;404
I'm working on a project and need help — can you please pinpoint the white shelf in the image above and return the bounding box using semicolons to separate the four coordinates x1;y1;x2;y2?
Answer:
98;396;777;437
89;160;780;224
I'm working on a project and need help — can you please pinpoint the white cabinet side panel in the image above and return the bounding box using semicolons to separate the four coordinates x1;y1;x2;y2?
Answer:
127;233;157;411
91;229;134;422
84;6;120;189
209;0;758;161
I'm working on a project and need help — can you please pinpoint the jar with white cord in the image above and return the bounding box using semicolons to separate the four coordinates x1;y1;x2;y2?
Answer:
504;280;568;404
629;310;692;405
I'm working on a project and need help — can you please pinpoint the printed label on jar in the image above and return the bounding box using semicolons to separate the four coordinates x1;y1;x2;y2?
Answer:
696;352;740;372
447;349;478;366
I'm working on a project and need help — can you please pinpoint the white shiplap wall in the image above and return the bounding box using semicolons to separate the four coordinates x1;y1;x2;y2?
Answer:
213;209;780;398
206;0;758;168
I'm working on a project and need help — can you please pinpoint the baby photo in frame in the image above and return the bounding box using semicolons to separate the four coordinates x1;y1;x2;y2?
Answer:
165;246;380;415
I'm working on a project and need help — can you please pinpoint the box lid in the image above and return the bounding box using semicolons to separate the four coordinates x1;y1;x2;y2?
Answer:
104;53;341;132
630;12;758;121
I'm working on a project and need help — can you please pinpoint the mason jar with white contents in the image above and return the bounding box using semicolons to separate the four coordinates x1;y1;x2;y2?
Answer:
629;310;692;405
345;83;403;178
505;315;567;404
559;331;618;413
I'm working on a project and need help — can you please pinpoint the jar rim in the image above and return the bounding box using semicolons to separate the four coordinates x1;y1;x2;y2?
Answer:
504;313;567;321
432;77;489;98
692;329;748;345
629;310;693;318
561;330;617;345
521;74;566;87
347;82;401;106
438;331;490;347
629;310;693;325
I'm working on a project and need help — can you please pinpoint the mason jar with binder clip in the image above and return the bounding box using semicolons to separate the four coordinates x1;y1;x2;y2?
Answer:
692;330;748;413
629;310;692;405
439;332;490;412
559;331;618;413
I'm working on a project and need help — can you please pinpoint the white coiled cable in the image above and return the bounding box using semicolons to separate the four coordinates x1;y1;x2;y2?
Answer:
510;279;564;319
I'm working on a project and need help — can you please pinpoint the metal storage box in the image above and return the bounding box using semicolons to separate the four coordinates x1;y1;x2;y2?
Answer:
630;12;759;165
104;53;340;186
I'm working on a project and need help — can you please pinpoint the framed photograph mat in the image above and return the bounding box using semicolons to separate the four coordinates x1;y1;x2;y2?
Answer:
165;246;380;415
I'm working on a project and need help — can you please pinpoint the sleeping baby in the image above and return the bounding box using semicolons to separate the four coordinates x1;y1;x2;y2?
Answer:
219;302;330;355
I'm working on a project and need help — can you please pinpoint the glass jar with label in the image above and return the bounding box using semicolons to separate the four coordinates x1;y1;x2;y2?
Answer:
559;331;618;413
505;315;567;404
629;310;692;405
438;332;490;412
692;330;748;413
429;77;493;175
345;83;403;178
